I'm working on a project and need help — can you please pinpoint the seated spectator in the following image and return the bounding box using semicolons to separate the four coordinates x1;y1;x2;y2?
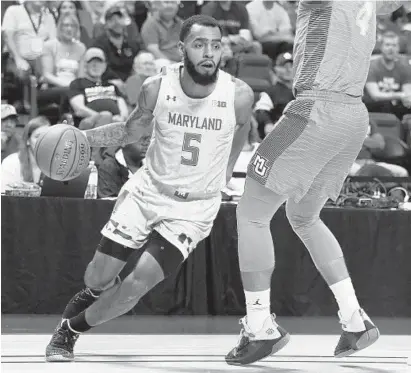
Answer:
220;36;237;75
93;4;145;83
177;0;204;20
349;119;409;177
364;31;411;120
141;0;183;64
98;135;151;198
254;52;294;139
201;1;261;55
93;2;144;49
57;1;92;48
68;47;129;131
125;51;157;107
246;0;294;61
1;116;51;193
2;1;56;110
39;14;86;107
1;104;20;162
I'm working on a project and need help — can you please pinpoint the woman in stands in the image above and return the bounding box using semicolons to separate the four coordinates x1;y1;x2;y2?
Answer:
41;13;86;89
57;1;92;48
1;116;51;193
38;13;86;116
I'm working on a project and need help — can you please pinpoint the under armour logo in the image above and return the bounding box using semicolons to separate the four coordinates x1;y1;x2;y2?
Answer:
167;95;176;101
174;190;189;199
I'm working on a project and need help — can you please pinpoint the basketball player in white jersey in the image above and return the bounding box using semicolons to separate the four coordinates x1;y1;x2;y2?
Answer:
225;0;404;366
45;15;254;362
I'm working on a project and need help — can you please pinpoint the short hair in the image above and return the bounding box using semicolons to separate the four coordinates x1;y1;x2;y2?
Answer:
179;15;222;42
381;31;400;42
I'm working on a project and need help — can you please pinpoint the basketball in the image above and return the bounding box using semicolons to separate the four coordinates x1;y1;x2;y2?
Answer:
35;124;91;181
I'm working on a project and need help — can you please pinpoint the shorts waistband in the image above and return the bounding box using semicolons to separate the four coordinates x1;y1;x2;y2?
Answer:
296;90;362;104
147;172;220;202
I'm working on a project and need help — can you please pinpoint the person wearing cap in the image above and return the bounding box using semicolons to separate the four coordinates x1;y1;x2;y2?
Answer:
92;4;145;82
67;47;129;133
1;104;21;162
254;52;294;138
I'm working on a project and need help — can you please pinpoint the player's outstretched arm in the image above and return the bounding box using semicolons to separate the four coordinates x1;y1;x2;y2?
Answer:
83;75;161;148
226;79;254;184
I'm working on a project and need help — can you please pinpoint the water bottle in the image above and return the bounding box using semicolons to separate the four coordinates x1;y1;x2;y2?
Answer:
84;161;98;199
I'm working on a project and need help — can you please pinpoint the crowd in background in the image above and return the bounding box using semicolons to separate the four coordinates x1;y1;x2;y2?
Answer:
1;0;411;197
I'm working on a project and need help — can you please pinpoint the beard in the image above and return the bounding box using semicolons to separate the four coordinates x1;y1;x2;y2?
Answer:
184;52;220;86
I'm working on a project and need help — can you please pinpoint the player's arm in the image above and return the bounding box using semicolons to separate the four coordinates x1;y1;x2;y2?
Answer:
226;79;254;184
83;75;161;148
365;82;407;102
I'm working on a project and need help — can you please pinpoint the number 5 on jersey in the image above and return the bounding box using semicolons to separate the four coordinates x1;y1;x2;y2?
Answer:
181;132;202;166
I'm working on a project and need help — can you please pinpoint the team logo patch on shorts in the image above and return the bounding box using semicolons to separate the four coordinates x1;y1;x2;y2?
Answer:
252;154;269;177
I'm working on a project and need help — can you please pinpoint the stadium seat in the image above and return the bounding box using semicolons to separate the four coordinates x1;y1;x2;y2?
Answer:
369;112;403;139
234;54;272;101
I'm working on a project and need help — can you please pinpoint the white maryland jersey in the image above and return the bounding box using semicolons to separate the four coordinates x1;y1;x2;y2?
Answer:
144;63;237;194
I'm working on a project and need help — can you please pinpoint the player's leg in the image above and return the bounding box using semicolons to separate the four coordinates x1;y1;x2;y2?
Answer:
286;189;379;357
60;230;185;333
61;238;134;320
225;177;290;365
45;237;135;362
46;186;147;362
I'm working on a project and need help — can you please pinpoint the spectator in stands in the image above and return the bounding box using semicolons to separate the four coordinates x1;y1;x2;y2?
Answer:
254;52;294;138
57;1;92;47
93;4;145;82
68;47;129;130
201;1;261;55
98;134;151;198
177;0;204;20
246;0;294;61
350;118;409;177
220;36;237;75
40;14;86;107
2;1;57;110
125;51;157;107
1;116;51;193
1;104;20;162
141;0;183;67
365;31;411;120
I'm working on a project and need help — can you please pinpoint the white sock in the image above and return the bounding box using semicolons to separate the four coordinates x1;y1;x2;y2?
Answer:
330;278;362;329
244;289;271;332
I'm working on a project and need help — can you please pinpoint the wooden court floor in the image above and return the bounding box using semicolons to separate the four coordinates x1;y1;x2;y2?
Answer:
2;316;410;373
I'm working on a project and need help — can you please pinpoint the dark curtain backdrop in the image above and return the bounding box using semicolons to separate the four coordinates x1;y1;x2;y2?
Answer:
2;197;411;316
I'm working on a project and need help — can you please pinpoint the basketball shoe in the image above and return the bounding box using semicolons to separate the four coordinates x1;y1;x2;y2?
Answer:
225;314;290;365
334;308;380;358
45;320;79;362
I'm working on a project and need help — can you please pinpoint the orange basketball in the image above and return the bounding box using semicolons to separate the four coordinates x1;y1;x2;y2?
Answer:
35;124;91;181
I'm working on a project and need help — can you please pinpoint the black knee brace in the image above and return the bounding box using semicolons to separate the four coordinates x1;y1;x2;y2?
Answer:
97;236;134;262
119;231;185;281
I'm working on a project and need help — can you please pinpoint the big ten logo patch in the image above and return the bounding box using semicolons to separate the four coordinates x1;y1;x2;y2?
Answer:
252;154;268;177
212;100;227;108
178;233;194;255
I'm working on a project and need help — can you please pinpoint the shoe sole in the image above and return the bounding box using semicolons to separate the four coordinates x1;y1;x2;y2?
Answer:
226;333;291;366
45;355;74;362
335;327;380;358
